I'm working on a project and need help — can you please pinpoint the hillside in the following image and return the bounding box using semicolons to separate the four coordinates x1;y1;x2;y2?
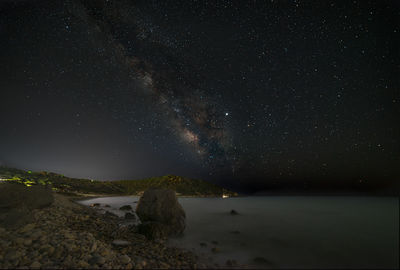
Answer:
0;167;238;197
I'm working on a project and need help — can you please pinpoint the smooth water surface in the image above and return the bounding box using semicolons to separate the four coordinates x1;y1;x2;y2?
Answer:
79;196;399;269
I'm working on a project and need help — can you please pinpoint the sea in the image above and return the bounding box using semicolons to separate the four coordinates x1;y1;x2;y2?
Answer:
78;195;399;269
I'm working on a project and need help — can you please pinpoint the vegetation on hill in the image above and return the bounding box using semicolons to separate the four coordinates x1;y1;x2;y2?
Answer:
0;167;238;197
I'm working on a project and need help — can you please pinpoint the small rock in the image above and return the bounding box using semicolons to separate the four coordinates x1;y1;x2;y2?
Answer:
159;262;170;268
104;211;118;218
124;212;136;219
200;242;207;247
78;260;90;268
119;205;132;211
30;230;42;240
15;237;24;245
23;238;32;246
230;209;239;215
105;204;111;207
20;223;35;233
64;232;75;239
100;248;111;257
91;203;100;207
30;261;41;268
112;240;131;246
47;246;55;255
89;254;106;265
90;242;97;252
120;255;131;264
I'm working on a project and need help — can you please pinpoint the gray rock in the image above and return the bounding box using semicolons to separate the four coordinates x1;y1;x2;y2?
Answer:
137;222;168;240
89;254;106;265
104;211;118;218
30;261;41;268
119;205;132;211
112;239;131;246
230;209;239;215
136;189;185;239
120;255;131;264
124;212;136;220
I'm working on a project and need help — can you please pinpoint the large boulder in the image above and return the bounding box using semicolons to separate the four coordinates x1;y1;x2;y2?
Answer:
136;188;185;239
0;183;54;229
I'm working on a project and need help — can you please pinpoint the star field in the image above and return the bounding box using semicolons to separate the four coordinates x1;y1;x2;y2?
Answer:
0;0;399;192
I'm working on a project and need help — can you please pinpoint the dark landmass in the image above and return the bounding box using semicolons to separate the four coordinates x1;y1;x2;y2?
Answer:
0;167;238;197
0;184;203;269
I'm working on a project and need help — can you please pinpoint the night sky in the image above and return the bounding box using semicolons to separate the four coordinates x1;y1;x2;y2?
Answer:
0;0;399;192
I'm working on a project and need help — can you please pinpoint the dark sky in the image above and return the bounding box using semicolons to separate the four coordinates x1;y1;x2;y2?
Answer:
0;0;399;191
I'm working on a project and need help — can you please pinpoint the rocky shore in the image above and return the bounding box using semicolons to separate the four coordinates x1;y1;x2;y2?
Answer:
0;193;207;269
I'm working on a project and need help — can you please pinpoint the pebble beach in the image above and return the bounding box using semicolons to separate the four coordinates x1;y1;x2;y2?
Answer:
0;194;204;269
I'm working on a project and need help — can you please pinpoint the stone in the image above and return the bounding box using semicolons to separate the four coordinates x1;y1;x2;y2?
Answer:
20;223;35;233
112;240;131;246
47;246;55;255
89;254;106;265
119;205;132;211
23;239;32;246
138;222;169;240
90;242;97;252
104;211;118;218
136;189;185;238
230;209;239;215
120;255;131;264
30;261;41;268
15;238;24;245
124;212;136;219
78;260;90;268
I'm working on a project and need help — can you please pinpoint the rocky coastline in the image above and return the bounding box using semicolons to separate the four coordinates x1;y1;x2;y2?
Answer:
0;191;207;269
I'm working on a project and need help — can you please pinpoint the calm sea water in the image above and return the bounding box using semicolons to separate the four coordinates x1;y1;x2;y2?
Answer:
79;196;399;269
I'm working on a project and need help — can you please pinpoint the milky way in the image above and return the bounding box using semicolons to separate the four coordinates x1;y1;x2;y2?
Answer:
0;0;398;191
67;0;237;173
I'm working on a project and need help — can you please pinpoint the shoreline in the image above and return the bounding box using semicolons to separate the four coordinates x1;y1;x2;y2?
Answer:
0;192;214;269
